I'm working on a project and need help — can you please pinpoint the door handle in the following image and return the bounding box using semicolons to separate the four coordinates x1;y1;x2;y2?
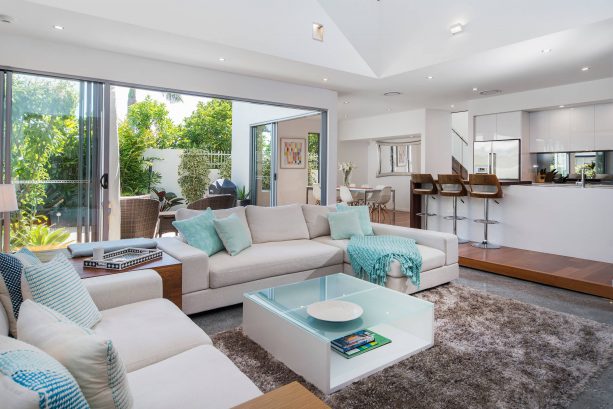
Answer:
100;173;109;190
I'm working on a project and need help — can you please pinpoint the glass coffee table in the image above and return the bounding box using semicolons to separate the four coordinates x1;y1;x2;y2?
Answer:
243;273;434;394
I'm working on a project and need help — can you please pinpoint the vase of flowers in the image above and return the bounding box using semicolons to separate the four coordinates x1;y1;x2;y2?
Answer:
339;162;355;186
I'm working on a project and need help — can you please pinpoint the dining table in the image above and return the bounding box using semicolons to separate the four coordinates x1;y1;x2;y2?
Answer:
305;186;396;224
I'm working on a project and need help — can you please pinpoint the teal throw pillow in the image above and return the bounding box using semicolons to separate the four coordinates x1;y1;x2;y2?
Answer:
328;211;364;240
172;208;224;256
213;214;252;256
337;204;373;235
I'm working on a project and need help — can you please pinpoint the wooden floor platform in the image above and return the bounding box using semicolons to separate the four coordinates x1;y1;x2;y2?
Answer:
458;244;613;299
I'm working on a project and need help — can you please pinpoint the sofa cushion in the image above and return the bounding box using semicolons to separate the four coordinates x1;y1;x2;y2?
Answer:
313;236;446;272
17;300;133;409
209;240;343;288
328;211;363;240
301;204;333;238
128;345;261;409
0;335;89;409
172;208;224;256
336;204;374;235
214;214;253;256
24;254;102;329
246;204;310;243
93;298;212;372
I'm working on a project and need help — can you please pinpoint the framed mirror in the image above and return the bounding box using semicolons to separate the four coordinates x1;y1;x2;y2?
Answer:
377;140;420;177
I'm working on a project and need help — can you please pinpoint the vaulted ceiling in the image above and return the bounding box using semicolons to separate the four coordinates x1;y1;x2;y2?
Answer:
2;0;613;117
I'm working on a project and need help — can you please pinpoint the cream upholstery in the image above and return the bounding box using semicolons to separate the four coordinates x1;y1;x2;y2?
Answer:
128;345;262;409
246;204;310;243
313;236;446;272
209;240;343;288
301;204;333;238
82;269;163;311
0;302;8;337
156;237;210;292
93;298;212;372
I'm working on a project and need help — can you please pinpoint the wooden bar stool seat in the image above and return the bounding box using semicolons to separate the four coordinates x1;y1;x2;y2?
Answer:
411;173;438;230
468;174;503;249
437;174;469;243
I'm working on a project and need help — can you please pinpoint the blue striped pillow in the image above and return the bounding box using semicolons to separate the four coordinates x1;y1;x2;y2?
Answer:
23;254;101;328
0;335;89;409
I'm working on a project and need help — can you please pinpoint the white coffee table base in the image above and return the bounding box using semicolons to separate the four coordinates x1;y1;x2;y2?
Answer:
243;296;434;394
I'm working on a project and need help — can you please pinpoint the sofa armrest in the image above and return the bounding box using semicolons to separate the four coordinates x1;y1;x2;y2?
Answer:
156;237;210;291
0;302;9;337
371;223;458;265
83;269;163;311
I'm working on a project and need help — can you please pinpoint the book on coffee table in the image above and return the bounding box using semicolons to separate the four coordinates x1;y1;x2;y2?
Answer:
331;330;391;359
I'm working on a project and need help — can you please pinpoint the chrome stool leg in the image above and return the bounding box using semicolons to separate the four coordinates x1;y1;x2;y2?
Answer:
471;198;500;249
416;195;437;230
444;196;469;244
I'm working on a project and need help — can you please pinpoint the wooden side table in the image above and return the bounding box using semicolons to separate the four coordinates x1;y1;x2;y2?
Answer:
70;252;182;309
232;382;329;409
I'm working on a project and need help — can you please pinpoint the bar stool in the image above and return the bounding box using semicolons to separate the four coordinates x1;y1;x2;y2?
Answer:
437;174;469;243
411;174;438;230
468;174;503;249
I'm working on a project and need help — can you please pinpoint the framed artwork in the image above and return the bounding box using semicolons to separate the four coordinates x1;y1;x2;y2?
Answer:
280;138;306;169
396;145;408;167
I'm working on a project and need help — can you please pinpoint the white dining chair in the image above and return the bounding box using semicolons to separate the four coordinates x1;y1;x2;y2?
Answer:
368;185;392;222
312;183;321;205
339;186;356;205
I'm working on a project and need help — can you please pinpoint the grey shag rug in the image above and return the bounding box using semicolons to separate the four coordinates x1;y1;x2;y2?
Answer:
212;284;613;409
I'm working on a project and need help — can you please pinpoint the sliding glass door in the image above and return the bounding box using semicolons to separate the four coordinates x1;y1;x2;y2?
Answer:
251;123;277;206
0;71;104;251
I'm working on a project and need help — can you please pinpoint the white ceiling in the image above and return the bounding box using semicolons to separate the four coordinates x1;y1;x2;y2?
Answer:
1;0;613;117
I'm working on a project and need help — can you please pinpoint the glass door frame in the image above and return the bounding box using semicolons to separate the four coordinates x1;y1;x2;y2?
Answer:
0;70;108;248
250;122;278;207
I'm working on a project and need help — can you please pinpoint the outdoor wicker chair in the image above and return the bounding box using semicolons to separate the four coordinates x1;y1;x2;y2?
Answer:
120;196;160;239
187;194;235;211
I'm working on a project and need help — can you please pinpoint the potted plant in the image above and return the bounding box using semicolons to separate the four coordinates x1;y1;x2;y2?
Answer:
236;186;251;206
153;189;185;211
339;162;355;186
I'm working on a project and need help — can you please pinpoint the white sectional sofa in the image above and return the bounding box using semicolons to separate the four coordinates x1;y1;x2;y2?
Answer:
0;269;262;409
156;204;459;315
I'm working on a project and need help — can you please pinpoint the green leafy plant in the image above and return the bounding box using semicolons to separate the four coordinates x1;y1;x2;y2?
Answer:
178;149;211;203
219;157;232;180
153;189;185;211
237;186;250;200
575;162;596;179
180;99;232;151
11;213;72;251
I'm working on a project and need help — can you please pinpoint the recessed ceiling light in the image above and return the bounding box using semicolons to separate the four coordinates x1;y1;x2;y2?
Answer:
218;57;225;62
312;23;324;41
0;15;14;24
343;101;350;104
541;48;552;54
53;25;64;30
472;87;478;92
559;105;565;108
383;91;402;96
449;23;464;35
322;78;328;82
426;76;433;80
581;66;590;71
450;104;455;108
386;108;392;112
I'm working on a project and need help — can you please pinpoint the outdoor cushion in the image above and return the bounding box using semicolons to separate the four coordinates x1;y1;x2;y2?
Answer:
301;204;333;239
67;238;157;258
128;345;261;409
214;214;252;256
17;300;133;409
93;298;212;372
328;211;364;240
313;236;446;272
208;240;343;288
23;254;102;329
246;204;310;243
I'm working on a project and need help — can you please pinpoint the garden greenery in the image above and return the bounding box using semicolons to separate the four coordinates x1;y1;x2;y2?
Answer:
178;149;211;203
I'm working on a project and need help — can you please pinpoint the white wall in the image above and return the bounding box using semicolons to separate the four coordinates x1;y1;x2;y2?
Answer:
338;141;369;185
276;115;321;205
1;32;338;204
339;109;426;141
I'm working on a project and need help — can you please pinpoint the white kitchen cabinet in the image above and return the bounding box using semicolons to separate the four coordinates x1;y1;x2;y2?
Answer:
495;111;523;140
529;111;549;152
569;105;595;151
595;103;613;150
474;114;496;141
548;109;571;152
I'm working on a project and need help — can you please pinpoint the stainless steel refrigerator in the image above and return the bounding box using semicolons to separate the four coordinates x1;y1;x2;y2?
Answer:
473;139;520;180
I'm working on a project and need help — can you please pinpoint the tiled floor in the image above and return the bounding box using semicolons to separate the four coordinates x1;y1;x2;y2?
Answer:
190;267;613;408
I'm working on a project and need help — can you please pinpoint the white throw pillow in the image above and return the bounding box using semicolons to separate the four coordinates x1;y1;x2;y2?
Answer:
301;204;333;239
17;300;133;409
246;204;310;243
23;254;102;328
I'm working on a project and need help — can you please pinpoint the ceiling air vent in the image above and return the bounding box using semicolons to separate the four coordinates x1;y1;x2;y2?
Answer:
479;89;502;96
384;91;402;96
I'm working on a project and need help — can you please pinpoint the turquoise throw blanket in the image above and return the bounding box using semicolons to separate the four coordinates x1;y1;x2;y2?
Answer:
348;235;422;288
